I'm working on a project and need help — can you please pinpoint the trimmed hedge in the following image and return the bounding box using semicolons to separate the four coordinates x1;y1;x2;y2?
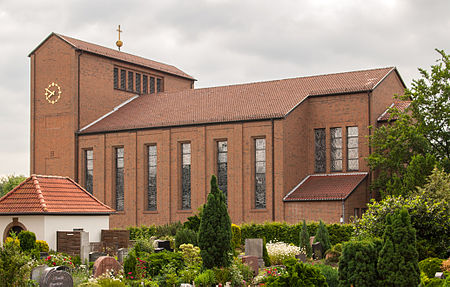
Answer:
129;221;354;247
240;222;353;246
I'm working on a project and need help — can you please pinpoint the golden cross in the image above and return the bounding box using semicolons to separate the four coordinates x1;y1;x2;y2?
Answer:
117;25;122;41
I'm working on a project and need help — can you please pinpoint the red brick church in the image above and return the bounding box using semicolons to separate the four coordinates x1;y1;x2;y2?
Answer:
29;33;405;228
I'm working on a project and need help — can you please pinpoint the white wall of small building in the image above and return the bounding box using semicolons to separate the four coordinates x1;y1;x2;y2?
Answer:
1;215;109;250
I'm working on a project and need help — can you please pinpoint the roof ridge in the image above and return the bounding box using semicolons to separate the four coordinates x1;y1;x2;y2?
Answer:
31;175;48;212
65;177;114;212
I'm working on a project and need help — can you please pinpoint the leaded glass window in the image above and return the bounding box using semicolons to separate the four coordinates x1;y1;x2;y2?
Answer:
115;147;124;211
347;126;359;171
157;78;162;93
136;73;141;93
113;68;118;89
150;77;155;94
128;71;133;91
147;145;157;211
314;128;326;173
120;69;126;89
181;143;191;210
85;150;93;194
331;127;343;171
255;138;266;209
143;75;148;94
217;141;228;202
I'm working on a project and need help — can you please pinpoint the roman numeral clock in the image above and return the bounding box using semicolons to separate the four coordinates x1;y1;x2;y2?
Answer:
44;82;62;104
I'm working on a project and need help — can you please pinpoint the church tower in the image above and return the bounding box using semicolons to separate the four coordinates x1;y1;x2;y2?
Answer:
29;33;195;180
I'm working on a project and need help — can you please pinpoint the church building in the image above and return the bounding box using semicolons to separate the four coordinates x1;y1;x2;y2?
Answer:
29;33;406;228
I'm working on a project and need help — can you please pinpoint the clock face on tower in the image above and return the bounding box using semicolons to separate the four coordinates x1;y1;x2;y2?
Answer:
44;82;62;104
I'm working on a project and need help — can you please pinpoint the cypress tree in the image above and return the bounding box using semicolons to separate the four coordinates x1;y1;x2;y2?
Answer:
377;208;420;286
314;220;331;252
198;175;232;269
299;219;313;258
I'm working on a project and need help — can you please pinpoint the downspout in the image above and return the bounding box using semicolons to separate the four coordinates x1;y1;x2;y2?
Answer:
367;91;373;199
342;199;345;223
168;128;172;223
74;50;83;182
271;119;275;221
135;131;138;227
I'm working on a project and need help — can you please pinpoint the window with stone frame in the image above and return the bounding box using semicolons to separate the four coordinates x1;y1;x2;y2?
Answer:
150;77;155;94
143;75;148;94
181;143;191;210
120;69;126;90
217;140;228;202
314;128;326;173
147;145;157;211
115;147;124;211
330;127;343;172
85;149;93;194
136;73;141;93
347;126;359;171
113;68;118;89
128;71;133;91
255;138;266;209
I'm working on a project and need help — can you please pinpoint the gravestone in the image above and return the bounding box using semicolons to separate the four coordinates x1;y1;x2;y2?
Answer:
89;251;107;262
31;265;73;287
244;238;264;268
117;247;129;264
154;240;173;252
435;272;445;279
242;255;259;275
295;253;307;263
312;242;323;260
93;256;123;278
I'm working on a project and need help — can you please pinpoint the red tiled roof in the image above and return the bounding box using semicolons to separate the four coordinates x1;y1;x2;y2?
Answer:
80;67;397;134
30;33;194;80
0;175;114;214
283;173;368;201
377;101;411;122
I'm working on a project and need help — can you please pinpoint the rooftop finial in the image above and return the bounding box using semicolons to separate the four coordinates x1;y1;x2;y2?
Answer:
116;25;123;51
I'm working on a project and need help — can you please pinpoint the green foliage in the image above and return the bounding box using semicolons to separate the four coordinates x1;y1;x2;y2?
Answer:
263;258;327;287
175;228;197;249
314;220;331;253
338;238;381;287
354;185;450;260
18;230;36;253
299;219;312;258
231;224;242;250
183;205;204;232
36;240;49;252
127;221;183;240
0;233;32;286
262;237;271;267
144;251;184;277
316;264;339;287
0;174;26;197
198;175;232;269
123;250;137;278
369;49;450;198
325;243;342;264
132;238;154;255
377;209;420;287
415;167;450;208
419;258;445;279
179;243;202;267
194;269;216;287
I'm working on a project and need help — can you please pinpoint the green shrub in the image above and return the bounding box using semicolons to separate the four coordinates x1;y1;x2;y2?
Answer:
18;230;36;252
175;228;198;249
339;239;381;286
179;243;202;267
198;175;232;269
262;237;271;267
299;219;312;258
263;258;327;286
425;277;445;287
184;205;204;232
419;258;445;279
378;208;420;287
145;250;184;277
213;267;232;285
155;221;183;237
127;225;156;240
123;250;137;278
314;220;331;253
36;240;49;252
231;224;242;250
132;238;154;255
194;269;216;287
316;264;339;287
325;243;343;264
0;234;32;286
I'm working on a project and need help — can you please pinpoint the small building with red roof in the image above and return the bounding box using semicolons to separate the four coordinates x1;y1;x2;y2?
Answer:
0;175;114;249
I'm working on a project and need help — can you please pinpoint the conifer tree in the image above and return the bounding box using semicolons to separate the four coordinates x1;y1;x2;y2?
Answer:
314;220;331;252
299;219;312;258
198;175;232;269
377;208;420;286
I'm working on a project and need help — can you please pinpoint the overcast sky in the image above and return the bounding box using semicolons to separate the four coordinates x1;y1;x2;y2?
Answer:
0;0;449;177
